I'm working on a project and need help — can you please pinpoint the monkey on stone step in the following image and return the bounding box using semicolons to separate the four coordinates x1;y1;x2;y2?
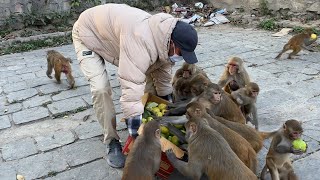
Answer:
46;50;75;88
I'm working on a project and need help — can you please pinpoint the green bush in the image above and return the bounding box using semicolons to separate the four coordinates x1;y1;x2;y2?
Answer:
258;19;278;31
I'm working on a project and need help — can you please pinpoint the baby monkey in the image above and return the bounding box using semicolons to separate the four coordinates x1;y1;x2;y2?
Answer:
46;50;75;88
275;28;317;59
261;119;307;180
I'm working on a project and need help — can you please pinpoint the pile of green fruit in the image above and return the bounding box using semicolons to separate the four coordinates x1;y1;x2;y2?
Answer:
142;101;186;147
142;101;167;123
160;124;186;146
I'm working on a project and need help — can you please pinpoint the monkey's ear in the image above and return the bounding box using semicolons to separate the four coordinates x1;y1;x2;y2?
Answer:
189;122;197;133
155;129;161;139
283;123;287;130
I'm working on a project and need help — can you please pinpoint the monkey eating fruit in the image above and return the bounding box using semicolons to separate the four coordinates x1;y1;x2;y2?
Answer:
292;139;307;152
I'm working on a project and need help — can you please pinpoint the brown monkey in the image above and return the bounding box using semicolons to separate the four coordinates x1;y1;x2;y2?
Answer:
165;106;257;180
173;73;211;102
186;101;258;173
206;109;274;153
189;73;211;96
231;82;260;130
172;62;208;102
198;83;247;124
218;57;250;94
172;77;192;102
275;28;315;59
260;119;306;180
172;62;207;85
166;83;246;124
122;120;161;180
46;50;75;88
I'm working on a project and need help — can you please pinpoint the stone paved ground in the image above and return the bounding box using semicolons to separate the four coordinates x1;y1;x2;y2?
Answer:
0;25;319;180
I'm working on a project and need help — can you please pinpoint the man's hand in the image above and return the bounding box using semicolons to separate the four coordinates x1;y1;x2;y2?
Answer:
126;114;142;138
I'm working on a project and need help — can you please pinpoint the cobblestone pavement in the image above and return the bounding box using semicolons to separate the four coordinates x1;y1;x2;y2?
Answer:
0;25;319;180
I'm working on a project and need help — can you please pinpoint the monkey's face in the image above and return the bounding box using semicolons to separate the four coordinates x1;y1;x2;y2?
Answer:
284;120;303;140
251;90;259;97
227;63;238;75
182;70;191;78
185;121;197;141
289;130;302;140
211;90;222;104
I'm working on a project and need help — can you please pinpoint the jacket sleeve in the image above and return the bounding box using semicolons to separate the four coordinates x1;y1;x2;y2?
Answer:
118;35;151;119
152;62;174;96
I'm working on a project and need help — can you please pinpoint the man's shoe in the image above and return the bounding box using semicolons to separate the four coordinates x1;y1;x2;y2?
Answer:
107;138;125;168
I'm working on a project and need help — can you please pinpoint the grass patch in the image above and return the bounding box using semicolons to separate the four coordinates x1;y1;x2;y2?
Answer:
0;34;72;55
258;18;278;31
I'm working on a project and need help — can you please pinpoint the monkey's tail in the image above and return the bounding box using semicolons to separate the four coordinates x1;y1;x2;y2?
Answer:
258;131;277;140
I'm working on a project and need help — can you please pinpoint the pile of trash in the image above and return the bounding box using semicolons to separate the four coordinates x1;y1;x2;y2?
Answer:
162;2;230;27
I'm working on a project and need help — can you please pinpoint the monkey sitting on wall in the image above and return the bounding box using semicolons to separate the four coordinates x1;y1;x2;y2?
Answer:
46;50;75;88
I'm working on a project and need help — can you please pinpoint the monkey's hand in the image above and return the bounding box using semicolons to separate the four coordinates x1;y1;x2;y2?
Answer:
290;146;304;155
165;149;177;162
236;97;243;105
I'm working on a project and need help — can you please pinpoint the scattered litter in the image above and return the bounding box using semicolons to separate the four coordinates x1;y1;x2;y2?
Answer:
215;8;228;15
195;2;204;9
63;115;68;118
17;175;25;180
165;2;230;27
4;109;8;113
204;21;215;27
272;28;293;37
209;13;230;24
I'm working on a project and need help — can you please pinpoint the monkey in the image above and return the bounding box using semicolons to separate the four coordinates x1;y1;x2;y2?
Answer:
231;82;260;130
186;101;258;173
260;119;306;180
198;83;247;124
205;109;275;153
165;83;247;124
172;62;208;102
172;62;208;85
165;105;257;180
46;50;75;88
275;28;315;59
122;120;162;180
218;57;250;94
172;77;192;102
189;73;211;97
303;35;318;52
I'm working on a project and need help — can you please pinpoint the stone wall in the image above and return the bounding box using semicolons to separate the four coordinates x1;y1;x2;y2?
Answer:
209;0;320;14
1;0;319;27
0;0;71;26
